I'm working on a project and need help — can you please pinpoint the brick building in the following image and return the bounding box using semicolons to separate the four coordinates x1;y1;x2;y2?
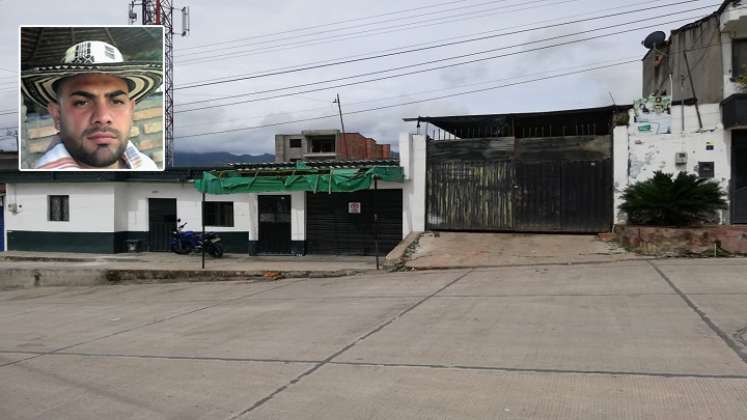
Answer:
275;129;391;163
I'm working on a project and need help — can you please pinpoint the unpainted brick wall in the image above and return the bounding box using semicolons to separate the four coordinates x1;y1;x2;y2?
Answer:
21;94;164;169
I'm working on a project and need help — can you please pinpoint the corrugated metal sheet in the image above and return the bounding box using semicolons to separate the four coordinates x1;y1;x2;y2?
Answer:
513;160;612;232
427;160;513;231
426;137;613;233
306;190;402;256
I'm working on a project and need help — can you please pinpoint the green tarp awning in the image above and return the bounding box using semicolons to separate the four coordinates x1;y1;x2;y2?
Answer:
195;165;404;194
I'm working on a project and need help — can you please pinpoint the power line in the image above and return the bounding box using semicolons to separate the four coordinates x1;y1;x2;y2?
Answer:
175;59;641;140
175;56;640;129
179;0;492;51
175;10;713;113
178;0;537;59
176;0;710;90
176;0;663;88
178;0;580;64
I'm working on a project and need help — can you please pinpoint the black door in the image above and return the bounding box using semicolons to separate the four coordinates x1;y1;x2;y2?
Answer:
513;160;612;233
258;195;291;254
148;198;177;251
306;190;403;256
733;131;747;224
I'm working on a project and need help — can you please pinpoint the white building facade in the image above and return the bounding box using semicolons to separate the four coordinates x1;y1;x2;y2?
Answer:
615;0;747;224
1;163;418;255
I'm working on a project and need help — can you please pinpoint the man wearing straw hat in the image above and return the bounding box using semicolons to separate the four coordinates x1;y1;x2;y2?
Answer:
21;40;163;170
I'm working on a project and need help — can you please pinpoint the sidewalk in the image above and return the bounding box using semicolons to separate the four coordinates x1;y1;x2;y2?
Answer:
404;232;648;269
0;251;380;289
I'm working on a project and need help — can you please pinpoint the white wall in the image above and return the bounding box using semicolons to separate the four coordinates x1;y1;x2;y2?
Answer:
4;177;407;244
615;104;732;224
399;133;426;236
290;191;305;241
121;182;251;233
5;183;116;232
612;125;630;223
4;181;253;235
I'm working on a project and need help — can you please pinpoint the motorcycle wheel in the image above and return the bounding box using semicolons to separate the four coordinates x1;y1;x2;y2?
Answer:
208;242;224;258
171;240;193;255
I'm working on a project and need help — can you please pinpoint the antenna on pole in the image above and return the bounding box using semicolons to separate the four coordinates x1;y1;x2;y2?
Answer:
129;0;190;169
333;93;348;158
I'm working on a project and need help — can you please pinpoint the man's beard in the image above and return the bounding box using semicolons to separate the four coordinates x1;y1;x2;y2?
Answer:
60;123;127;168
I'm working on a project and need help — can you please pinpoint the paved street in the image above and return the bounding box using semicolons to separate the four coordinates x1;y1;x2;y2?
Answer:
1;258;746;419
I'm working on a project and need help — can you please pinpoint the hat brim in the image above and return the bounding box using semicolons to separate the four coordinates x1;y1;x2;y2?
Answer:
21;62;163;109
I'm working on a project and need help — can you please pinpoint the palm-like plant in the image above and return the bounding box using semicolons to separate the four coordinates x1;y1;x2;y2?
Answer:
620;171;727;226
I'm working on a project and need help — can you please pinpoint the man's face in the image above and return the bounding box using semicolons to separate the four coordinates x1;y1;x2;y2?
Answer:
47;74;135;168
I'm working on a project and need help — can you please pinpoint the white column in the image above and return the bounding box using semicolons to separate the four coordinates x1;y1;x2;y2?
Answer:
401;133;427;236
612;123;631;224
290;190;306;241
248;193;258;241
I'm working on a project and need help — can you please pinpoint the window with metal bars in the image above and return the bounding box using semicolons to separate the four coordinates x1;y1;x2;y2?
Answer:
48;195;69;222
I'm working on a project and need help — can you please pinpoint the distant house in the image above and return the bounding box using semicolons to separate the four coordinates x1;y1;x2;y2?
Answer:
275;129;391;162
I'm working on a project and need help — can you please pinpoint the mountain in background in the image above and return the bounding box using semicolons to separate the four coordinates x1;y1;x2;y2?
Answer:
174;151;275;167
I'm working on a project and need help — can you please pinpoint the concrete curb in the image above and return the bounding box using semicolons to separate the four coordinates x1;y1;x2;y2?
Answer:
0;267;370;289
404;256;658;271
383;232;423;271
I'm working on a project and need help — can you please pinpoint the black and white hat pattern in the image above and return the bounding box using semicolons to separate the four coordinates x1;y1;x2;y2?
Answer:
21;41;163;108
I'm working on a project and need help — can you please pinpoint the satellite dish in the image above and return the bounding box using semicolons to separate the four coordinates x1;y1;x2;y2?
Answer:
642;31;667;50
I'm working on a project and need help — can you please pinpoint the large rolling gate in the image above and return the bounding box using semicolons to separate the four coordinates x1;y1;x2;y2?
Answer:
305;190;402;256
422;107;621;233
427;137;613;233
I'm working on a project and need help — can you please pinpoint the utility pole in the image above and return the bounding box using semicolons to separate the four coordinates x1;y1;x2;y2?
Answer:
333;93;348;158
129;0;190;168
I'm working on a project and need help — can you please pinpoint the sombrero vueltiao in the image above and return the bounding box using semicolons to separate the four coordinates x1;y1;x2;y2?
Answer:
21;40;162;108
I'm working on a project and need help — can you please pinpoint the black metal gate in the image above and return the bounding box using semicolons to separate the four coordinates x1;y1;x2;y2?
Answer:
513;160;612;232
733;131;747;224
148;198;177;251
306;190;402;256
426;137;613;233
258;195;291;254
427;160;513;230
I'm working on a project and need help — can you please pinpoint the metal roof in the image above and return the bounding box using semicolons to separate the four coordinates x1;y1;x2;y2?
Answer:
228;159;400;170
0;160;401;183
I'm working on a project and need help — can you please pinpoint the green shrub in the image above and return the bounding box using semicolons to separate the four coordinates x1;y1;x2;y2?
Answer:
620;171;727;226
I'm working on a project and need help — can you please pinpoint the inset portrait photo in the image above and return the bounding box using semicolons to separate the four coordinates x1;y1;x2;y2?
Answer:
19;26;165;171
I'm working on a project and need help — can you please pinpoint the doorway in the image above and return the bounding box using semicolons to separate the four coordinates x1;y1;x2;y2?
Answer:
258;195;291;254
148;198;177;251
733;131;747;224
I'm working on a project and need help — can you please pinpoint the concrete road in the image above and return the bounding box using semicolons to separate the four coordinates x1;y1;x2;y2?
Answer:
1;259;746;419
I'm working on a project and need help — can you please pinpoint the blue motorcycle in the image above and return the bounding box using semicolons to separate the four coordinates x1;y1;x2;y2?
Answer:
171;221;224;258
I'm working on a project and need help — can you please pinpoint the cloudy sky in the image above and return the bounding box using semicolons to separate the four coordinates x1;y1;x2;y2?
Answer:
0;0;721;155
